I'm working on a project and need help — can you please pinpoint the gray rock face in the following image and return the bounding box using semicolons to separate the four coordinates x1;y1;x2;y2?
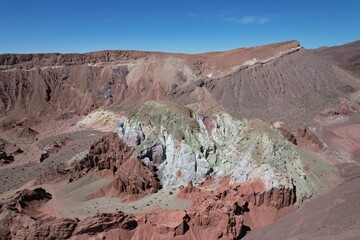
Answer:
150;140;165;166
138;139;165;168
157;137;196;187
116;118;144;147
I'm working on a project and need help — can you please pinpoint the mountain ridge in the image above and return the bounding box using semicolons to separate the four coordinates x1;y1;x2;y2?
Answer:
1;40;359;131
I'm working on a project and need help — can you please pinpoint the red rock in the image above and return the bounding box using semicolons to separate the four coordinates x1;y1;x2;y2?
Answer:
111;156;161;201
296;126;324;149
71;133;161;200
2;187;52;213
203;116;216;134
0;175;298;240
73;132;133;174
0;214;78;240
181;181;194;194
136;209;190;236
0;138;23;165
73;212;137;235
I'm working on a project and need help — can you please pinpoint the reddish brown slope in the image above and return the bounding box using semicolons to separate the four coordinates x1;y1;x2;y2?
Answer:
312;40;360;77
244;169;360;240
1;40;359;130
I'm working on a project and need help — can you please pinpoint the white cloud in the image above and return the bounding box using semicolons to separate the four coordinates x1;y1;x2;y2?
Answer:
256;17;269;24
224;15;269;25
187;12;270;25
241;16;256;23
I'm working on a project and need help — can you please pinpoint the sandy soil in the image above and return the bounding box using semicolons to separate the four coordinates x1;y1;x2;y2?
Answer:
3;172;191;221
52;182;190;219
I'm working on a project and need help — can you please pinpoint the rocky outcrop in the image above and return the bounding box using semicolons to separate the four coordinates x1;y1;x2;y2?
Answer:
0;138;23;165
0;193;243;240
181;178;296;211
44;137;72;154
136;210;191;237
39;137;73;162
296;126;324;149
0;187;136;239
16;127;39;140
73;132;134;174
0;198;136;240
0;50;149;67
294;95;360;165
71;133;161;199
272;122;297;145
177;179;297;238
0;213;78;240
73;212;137;235
103;155;162;200
0;204;239;240
1;187;52;213
18;101;339;239
0;180;297;240
116;101;337;201
32;132;162;200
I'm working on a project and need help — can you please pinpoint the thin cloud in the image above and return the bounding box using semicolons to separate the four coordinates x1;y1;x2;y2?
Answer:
224;15;269;25
187;13;212;20
187;12;269;25
241;16;256;23
256;17;269;24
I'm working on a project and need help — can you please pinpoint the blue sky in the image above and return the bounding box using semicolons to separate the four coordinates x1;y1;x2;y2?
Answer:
1;0;359;53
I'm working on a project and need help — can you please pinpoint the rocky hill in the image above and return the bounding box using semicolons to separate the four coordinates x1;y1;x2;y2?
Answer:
1;40;360;239
1;41;359;130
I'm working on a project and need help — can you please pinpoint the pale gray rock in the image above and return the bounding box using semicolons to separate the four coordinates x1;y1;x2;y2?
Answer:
116;118;144;147
157;136;196;187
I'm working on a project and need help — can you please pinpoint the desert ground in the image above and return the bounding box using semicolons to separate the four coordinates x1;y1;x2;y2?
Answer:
1;40;360;239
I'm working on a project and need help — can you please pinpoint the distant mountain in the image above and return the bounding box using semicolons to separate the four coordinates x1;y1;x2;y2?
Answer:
312;40;360;77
